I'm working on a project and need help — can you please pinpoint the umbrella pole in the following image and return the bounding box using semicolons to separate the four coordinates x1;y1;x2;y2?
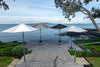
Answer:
69;36;73;49
59;29;61;42
22;32;26;62
39;28;42;42
74;48;76;63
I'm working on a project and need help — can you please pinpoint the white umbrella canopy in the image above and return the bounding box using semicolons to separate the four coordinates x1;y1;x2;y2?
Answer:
2;23;37;33
2;23;38;62
62;25;87;32
62;25;87;49
32;23;49;42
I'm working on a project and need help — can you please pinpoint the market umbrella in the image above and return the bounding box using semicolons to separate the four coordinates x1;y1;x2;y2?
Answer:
51;24;67;42
62;25;87;49
2;23;38;62
32;23;49;42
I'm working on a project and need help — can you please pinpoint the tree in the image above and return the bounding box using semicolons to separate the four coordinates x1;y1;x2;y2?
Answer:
92;8;100;18
0;0;9;10
55;0;100;32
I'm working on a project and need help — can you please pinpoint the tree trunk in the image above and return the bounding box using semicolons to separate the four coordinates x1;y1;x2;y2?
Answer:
80;5;100;32
88;11;100;32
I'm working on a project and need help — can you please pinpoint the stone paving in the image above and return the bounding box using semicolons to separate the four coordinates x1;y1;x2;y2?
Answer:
16;40;83;67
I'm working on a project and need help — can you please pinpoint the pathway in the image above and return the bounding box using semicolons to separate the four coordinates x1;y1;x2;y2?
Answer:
16;40;83;67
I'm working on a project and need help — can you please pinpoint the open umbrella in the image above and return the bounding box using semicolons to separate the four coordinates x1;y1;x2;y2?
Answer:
62;25;87;49
51;24;67;42
32;23;49;42
2;23;38;62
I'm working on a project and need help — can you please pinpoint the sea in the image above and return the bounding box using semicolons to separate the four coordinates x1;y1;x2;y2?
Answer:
0;24;100;42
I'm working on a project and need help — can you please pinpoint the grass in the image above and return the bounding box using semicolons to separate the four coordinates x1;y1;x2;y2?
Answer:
84;45;100;56
0;56;13;67
76;38;100;45
0;42;32;57
75;39;100;67
68;50;92;57
0;42;32;67
91;46;100;51
86;57;100;67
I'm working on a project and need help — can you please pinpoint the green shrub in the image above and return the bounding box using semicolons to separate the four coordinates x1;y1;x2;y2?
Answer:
26;51;32;54
68;50;75;55
68;50;83;57
0;46;14;55
83;51;92;56
68;50;92;57
91;46;100;51
76;52;83;57
12;41;22;44
84;45;92;49
76;38;100;45
12;46;24;57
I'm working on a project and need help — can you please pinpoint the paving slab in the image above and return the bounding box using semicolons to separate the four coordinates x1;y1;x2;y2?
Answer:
16;40;83;67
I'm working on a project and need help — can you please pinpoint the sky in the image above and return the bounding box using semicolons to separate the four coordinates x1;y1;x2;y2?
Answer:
0;0;100;24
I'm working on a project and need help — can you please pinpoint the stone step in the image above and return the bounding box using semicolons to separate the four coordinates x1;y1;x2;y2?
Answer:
16;61;83;67
16;62;54;67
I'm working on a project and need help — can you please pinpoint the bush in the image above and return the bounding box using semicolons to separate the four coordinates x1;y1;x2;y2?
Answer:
26;51;32;54
68;50;92;57
68;50;75;55
12;41;22;44
68;50;83;57
12;46;24;57
83;51;92;56
0;45;15;56
76;52;83;57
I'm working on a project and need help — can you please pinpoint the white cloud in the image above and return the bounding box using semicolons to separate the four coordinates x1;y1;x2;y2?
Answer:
0;0;100;24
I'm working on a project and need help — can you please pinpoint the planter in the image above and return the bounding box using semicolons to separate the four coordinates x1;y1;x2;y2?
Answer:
73;40;86;50
84;57;93;67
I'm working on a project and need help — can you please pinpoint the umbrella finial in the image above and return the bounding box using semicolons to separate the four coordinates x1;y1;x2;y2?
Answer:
21;22;24;24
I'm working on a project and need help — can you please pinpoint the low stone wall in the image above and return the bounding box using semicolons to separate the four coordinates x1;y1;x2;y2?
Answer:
7;54;30;67
83;57;93;67
73;40;85;50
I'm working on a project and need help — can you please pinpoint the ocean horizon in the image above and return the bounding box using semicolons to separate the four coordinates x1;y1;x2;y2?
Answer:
0;23;100;42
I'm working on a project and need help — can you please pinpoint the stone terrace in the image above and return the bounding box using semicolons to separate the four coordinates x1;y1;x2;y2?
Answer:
16;40;83;67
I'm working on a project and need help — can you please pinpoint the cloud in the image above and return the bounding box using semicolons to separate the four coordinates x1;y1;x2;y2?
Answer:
0;0;100;24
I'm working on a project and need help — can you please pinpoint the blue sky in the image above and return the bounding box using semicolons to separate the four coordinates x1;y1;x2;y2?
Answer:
0;0;100;24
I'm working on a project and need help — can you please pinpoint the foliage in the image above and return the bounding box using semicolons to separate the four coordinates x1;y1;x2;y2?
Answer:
76;38;100;45
0;0;15;10
86;57;100;67
92;8;100;18
83;50;92;57
91;46;100;51
12;46;23;57
0;43;16;56
26;50;32;54
68;50;92;57
12;41;23;44
0;42;31;58
55;0;99;21
68;50;75;55
0;56;13;67
12;45;32;58
0;0;9;10
84;45;100;56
